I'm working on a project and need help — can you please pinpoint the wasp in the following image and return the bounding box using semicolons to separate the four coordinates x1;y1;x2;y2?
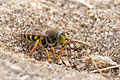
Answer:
20;27;71;62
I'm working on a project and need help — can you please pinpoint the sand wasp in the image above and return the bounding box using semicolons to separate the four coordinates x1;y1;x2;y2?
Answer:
20;27;73;62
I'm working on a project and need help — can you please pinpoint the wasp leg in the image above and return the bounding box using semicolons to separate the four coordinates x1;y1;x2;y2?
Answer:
46;48;51;62
58;47;64;56
28;39;39;56
52;47;58;60
61;47;64;55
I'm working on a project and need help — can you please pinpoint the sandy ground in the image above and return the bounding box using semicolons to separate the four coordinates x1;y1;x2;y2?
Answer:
0;0;120;80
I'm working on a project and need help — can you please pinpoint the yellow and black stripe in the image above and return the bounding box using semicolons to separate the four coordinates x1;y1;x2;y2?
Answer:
21;28;40;41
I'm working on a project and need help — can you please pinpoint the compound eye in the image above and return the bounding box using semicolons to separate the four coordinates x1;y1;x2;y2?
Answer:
50;38;53;42
60;35;65;41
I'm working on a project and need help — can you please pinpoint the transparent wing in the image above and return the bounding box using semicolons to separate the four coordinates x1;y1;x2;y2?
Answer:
21;27;48;37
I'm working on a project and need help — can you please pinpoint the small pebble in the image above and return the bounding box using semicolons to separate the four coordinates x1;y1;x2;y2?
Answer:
75;43;80;48
87;49;91;54
70;44;74;48
57;59;62;65
9;65;22;73
20;75;30;80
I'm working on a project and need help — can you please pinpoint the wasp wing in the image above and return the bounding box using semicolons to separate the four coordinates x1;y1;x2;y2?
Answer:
21;27;48;37
26;31;48;37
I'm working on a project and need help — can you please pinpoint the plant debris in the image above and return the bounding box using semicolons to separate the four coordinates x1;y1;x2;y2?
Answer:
0;0;120;80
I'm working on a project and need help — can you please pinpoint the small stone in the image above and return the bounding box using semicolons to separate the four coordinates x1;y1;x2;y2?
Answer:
87;49;91;54
57;59;62;65
30;2;37;8
20;75;30;80
75;43;80;48
9;65;22;73
88;13;94;18
70;44;74;48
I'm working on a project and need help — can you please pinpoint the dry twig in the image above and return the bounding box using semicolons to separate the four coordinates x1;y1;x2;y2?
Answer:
72;0;94;8
110;45;120;57
91;64;120;73
92;59;102;74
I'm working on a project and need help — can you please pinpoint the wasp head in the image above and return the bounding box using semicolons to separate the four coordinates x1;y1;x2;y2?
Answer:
57;32;69;44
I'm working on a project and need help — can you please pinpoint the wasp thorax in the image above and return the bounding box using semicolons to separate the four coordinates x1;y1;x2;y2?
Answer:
46;30;58;44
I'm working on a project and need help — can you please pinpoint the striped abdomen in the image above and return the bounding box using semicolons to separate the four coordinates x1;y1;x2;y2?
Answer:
21;28;40;41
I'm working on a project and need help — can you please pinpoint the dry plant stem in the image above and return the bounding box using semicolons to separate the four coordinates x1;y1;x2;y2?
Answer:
110;45;120;57
42;0;65;13
73;63;81;72
91;64;120;73
71;39;91;47
72;0;94;8
92;59;102;74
